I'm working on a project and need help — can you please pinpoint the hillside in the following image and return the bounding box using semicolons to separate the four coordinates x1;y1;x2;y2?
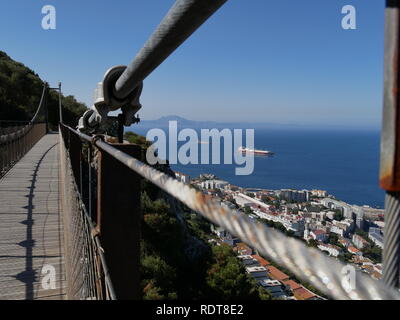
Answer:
0;51;87;129
124;131;271;300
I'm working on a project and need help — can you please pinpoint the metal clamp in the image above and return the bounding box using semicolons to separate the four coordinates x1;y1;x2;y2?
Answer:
78;66;143;133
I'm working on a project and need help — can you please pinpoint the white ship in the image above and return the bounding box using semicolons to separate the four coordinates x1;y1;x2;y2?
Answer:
238;147;274;156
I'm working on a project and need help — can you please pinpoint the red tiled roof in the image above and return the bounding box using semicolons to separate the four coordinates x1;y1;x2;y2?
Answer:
293;287;316;300
348;246;360;253
235;243;252;254
267;266;290;281
283;280;302;291
251;255;271;267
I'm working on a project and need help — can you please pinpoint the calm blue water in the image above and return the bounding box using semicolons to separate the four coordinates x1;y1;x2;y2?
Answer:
130;126;384;208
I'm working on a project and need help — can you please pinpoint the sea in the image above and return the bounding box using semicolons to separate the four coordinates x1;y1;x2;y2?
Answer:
129;124;384;209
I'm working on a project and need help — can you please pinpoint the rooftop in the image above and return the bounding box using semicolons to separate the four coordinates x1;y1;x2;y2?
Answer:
259;279;281;287
348;246;361;254
293;287;316;300
252;255;271;267
246;266;267;273
235;242;252;253
268;266;290;281
237;255;254;260
312;230;326;236
283;280;302;291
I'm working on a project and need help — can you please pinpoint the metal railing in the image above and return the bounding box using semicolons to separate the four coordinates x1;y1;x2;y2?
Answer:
0;85;48;178
59;124;116;300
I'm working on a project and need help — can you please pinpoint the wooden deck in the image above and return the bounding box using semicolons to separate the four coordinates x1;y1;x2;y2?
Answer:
0;133;66;300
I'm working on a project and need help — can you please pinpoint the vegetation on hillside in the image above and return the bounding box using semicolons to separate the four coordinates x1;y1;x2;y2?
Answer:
355;229;382;263
124;131;271;300
0;51;87;129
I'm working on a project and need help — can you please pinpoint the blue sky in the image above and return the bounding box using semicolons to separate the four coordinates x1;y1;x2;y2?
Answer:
0;0;385;128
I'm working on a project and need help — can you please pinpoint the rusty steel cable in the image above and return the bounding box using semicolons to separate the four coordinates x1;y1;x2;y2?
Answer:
64;125;400;300
383;192;400;288
30;84;48;123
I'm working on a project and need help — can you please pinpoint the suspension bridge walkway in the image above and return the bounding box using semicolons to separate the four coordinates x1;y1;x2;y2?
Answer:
0;133;66;300
1;0;400;300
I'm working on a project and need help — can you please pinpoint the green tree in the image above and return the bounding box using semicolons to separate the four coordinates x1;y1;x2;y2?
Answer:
333;210;344;221
244;206;254;215
327;233;339;246
363;246;382;263
285;229;295;237
261;195;272;204
0;51;87;128
124;131;152;148
307;239;319;248
205;245;270;300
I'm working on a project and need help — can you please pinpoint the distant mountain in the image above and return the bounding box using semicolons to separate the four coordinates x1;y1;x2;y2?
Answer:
129;115;378;132
132;115;298;130
154;115;208;126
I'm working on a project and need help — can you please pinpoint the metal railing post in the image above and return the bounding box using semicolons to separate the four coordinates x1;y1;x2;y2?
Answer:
59;82;63;124
380;0;400;289
96;143;142;299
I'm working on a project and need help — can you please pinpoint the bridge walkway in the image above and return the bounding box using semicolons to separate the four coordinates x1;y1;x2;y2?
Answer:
0;133;66;300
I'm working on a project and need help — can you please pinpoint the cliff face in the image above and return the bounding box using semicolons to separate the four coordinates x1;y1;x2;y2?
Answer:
165;190;210;262
142;160;210;261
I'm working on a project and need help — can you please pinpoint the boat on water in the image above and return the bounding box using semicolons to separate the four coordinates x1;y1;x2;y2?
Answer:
238;147;274;156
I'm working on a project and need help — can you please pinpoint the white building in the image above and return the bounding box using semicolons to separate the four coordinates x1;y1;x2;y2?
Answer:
330;225;345;237
310;230;327;242
175;171;191;184
330;219;353;237
311;190;327;198
352;206;365;230
352;234;369;250
320;198;353;219
237;255;258;266
317;243;341;257
235;193;271;211
201;179;229;190
278;189;310;203
245;266;268;279
258;279;287;298
253;211;305;237
368;227;384;249
211;225;238;246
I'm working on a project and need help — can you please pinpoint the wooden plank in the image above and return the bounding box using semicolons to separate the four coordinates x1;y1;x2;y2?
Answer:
0;134;66;300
